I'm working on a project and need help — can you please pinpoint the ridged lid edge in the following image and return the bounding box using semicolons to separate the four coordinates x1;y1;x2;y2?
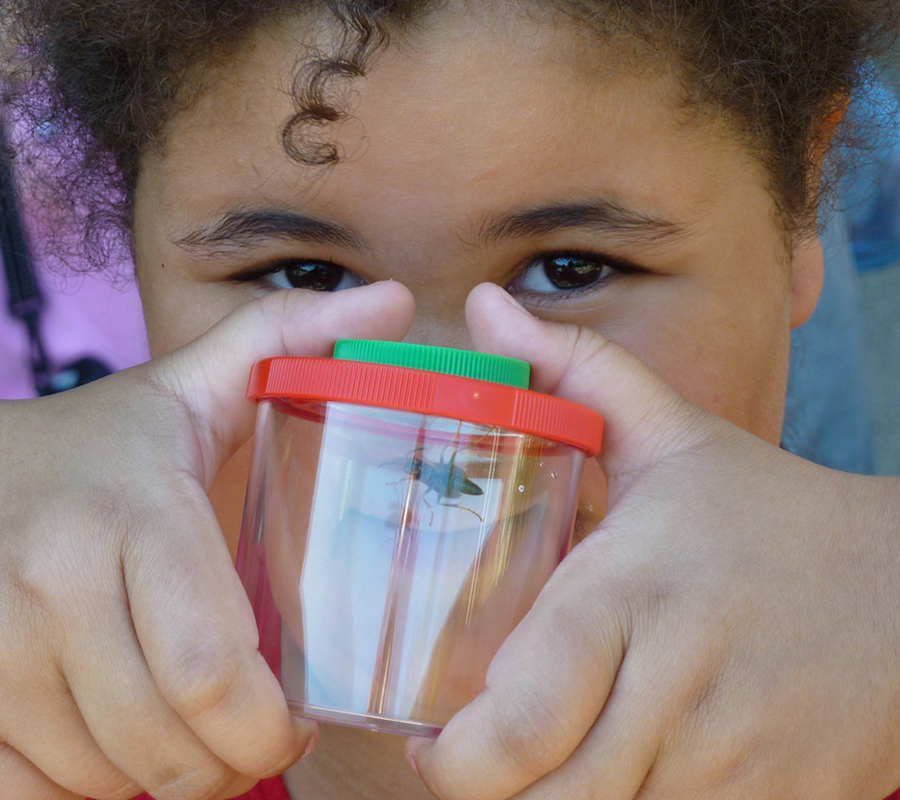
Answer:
333;339;530;389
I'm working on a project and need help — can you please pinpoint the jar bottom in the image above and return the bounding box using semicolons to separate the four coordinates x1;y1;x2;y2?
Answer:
288;701;443;737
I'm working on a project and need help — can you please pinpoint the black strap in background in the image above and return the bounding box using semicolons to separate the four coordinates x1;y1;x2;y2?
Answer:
0;157;40;314
0;120;111;395
0;121;54;393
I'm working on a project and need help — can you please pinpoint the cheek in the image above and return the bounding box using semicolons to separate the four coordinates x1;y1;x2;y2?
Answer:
563;273;792;442
626;293;791;439
133;188;263;358
137;262;259;358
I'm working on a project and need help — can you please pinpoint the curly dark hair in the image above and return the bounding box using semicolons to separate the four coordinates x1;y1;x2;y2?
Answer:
1;0;898;266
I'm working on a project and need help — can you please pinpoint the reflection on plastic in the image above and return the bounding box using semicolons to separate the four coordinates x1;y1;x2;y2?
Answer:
237;401;584;735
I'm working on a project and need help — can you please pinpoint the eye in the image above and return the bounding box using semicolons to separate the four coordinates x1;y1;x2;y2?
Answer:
508;252;634;297
255;259;364;292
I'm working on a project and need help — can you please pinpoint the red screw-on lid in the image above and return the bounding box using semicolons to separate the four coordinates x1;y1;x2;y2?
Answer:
247;354;603;455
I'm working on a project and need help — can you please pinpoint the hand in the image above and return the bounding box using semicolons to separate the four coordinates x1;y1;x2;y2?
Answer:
407;283;900;800
0;282;415;800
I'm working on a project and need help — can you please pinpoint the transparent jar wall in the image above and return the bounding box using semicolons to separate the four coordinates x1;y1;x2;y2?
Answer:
237;400;586;736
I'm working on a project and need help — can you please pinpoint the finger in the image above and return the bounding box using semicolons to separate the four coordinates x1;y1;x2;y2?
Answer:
59;540;267;800
122;482;317;788
465;283;723;486
2;682;137;800
149;281;416;488
0;741;84;800
408;531;633;800
502;643;667;800
0;508;143;800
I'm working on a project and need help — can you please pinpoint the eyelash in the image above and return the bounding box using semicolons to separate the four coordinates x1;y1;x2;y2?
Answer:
233;258;364;292
234;250;642;297
507;250;641;302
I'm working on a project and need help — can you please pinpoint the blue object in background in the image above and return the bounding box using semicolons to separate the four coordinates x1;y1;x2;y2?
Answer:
783;204;876;474
842;77;900;271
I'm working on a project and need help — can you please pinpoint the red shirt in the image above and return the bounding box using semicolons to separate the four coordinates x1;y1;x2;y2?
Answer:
125;776;290;800
109;776;900;800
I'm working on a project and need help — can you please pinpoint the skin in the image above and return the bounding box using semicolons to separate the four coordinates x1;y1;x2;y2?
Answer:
128;6;828;799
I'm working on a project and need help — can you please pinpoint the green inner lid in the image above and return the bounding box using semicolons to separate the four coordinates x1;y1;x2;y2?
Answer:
333;339;530;388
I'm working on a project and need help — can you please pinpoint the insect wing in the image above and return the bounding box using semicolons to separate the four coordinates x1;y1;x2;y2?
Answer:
448;466;483;497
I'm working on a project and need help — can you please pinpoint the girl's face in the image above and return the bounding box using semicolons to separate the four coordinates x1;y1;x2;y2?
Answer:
133;8;823;446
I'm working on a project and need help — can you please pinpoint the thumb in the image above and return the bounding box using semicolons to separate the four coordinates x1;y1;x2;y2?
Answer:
145;281;416;488
466;283;723;496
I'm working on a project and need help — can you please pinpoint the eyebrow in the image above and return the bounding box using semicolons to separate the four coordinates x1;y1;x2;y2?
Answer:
476;199;688;246
174;197;688;258
175;207;369;256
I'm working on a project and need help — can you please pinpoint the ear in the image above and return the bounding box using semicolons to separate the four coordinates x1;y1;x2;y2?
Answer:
789;93;848;329
789;232;824;328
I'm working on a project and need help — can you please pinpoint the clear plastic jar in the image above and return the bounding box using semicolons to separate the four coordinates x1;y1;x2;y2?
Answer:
236;341;603;735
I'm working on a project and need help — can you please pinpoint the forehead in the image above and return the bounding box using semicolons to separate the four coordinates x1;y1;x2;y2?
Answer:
134;5;786;288
140;9;758;218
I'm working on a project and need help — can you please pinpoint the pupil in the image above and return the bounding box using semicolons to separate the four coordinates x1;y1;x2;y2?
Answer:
286;262;343;291
546;256;599;289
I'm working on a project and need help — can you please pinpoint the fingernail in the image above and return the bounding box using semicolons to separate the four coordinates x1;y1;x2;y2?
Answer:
301;731;319;760
406;749;420;778
502;290;536;317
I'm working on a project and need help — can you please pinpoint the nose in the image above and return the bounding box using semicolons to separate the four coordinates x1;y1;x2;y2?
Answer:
400;284;477;351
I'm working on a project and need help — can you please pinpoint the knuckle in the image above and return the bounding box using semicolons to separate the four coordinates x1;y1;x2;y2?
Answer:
3;499;125;626
5;552;65;629
571;323;613;362
158;637;248;722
